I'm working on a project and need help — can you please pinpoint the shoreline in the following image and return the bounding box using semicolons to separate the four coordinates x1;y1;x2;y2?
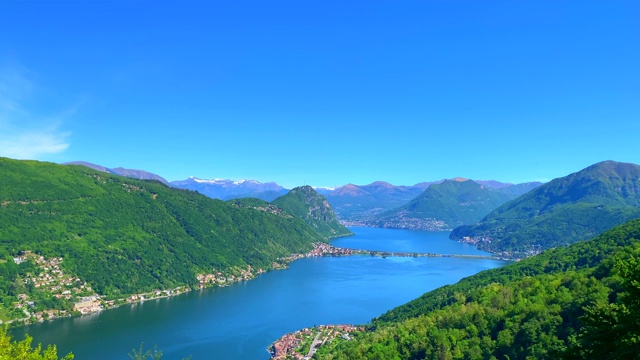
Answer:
8;232;505;329
268;324;364;360
6;241;348;328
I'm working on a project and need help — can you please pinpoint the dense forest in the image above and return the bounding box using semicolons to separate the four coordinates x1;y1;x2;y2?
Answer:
314;218;640;359
0;158;326;321
451;161;640;257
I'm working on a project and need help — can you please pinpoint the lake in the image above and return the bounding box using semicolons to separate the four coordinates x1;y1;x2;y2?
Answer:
12;227;508;359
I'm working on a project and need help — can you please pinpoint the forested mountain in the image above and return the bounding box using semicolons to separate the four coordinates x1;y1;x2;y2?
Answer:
315;218;640;360
272;186;353;239
170;177;288;201
323;180;540;223
490;181;542;196
63;161;170;185
323;181;437;221
0;158;326;320
366;179;525;231
451;161;640;257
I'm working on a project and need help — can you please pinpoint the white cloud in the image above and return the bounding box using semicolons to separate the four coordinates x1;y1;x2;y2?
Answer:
0;62;71;159
0;128;70;160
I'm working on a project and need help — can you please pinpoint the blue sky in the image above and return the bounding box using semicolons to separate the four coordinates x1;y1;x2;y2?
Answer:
1;1;638;188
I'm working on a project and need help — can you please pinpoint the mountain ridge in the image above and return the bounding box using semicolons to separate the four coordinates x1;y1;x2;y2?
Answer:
272;186;353;239
366;179;534;230
0;157;332;322
64;161;170;185
451;160;640;257
170;177;288;201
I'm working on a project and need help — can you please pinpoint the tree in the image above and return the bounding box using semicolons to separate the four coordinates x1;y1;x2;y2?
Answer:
0;326;74;360
575;253;640;359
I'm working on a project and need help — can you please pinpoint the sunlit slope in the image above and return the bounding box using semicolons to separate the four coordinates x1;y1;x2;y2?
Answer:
451;160;640;256
0;157;323;297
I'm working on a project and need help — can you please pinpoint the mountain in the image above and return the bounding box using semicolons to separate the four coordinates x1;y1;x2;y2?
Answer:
323;180;541;222
64;162;288;200
63;161;110;173
0;157;326;320
324;182;432;221
63;161;170;185
315;218;640;360
451;160;640;257
272;186;353;239
367;179;523;231
493;181;543;196
108;167;170;185
170;177;288;201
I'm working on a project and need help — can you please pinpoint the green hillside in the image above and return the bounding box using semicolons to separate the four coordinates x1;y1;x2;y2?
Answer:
272;186;353;239
0;158;324;320
451;161;640;257
315;218;640;360
369;179;518;230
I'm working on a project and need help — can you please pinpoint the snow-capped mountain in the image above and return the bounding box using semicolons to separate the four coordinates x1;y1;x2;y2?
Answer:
170;177;288;201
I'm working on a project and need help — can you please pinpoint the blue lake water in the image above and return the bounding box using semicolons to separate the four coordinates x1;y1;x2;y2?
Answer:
12;227;508;359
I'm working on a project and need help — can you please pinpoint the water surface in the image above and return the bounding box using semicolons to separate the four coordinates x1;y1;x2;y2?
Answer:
13;228;507;359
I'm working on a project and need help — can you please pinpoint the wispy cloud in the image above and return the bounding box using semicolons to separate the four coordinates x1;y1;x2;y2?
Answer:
0;62;71;160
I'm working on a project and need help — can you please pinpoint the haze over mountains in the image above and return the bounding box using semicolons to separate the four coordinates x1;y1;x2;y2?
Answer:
171;177;288;202
323;181;438;221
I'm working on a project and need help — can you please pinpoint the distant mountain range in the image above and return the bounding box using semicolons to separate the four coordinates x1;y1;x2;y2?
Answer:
451;160;640;257
64;161;548;231
323;181;442;221
65;161;288;201
325;179;541;223
365;178;539;231
170;177;288;201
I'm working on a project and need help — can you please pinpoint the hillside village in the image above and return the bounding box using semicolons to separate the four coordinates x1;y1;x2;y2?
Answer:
10;251;99;323
5;242;356;325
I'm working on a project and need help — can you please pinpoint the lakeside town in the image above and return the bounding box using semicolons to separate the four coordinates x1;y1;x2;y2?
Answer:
458;235;542;259
3;242;507;326
269;324;364;360
2;243;356;325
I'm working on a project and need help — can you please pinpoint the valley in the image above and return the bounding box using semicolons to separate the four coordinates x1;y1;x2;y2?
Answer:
3;158;640;360
4;2;636;358
10;228;506;359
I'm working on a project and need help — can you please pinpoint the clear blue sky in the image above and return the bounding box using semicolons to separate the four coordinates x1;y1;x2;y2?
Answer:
1;1;638;188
